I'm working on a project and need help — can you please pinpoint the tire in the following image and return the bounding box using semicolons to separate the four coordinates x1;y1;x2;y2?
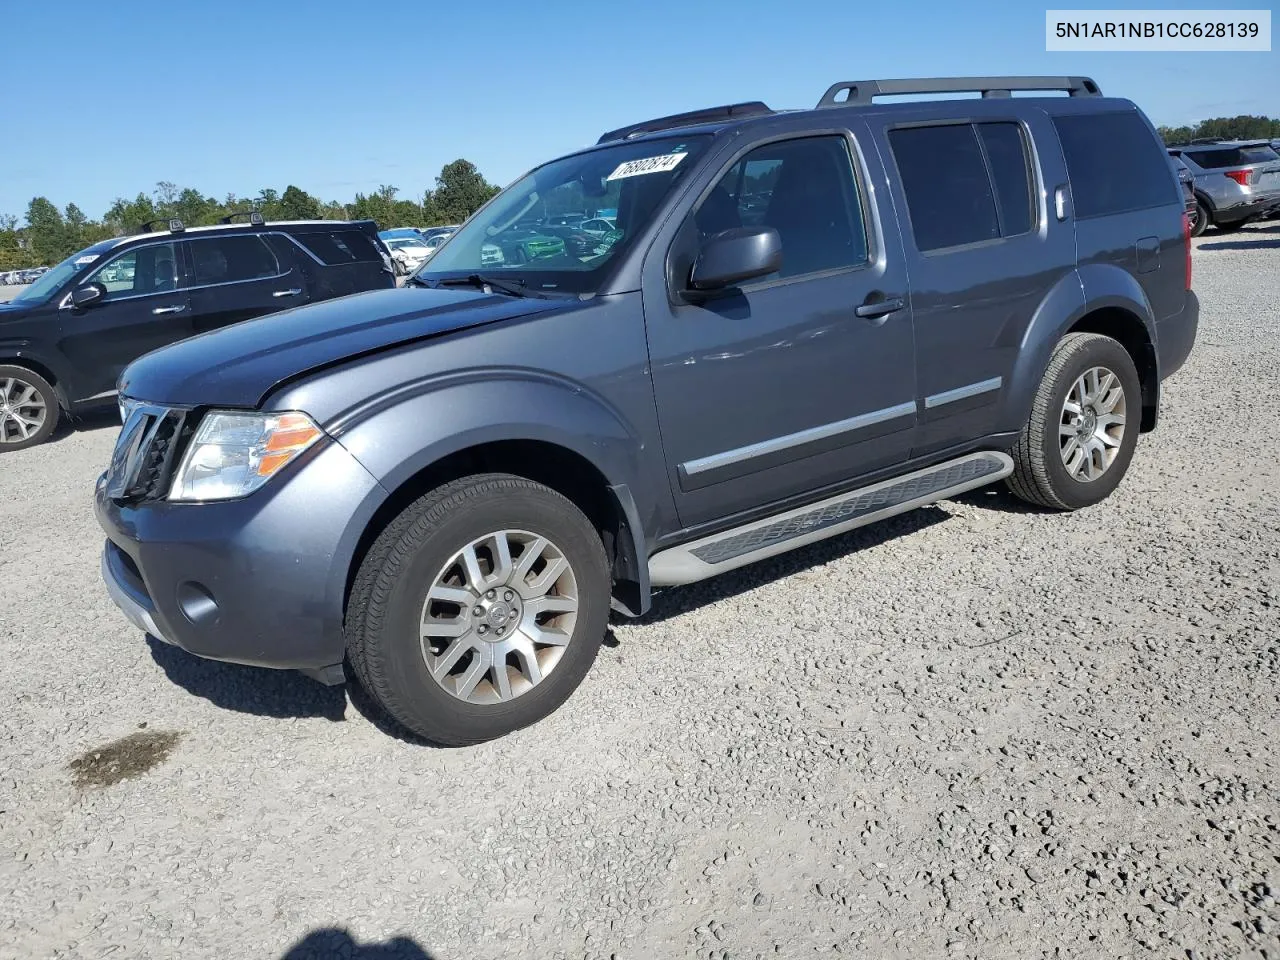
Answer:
1005;333;1142;511
1190;201;1209;238
345;473;611;745
0;365;60;451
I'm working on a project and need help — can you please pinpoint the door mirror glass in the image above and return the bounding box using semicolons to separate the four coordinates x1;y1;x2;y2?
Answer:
689;226;782;292
71;282;106;308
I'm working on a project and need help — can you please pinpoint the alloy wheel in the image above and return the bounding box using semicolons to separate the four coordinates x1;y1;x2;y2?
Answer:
0;376;48;445
419;529;579;704
1059;365;1126;482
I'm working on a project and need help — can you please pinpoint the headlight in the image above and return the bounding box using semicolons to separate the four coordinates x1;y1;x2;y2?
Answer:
169;411;324;502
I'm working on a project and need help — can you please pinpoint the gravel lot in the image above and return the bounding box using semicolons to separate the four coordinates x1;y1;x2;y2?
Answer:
2;226;1278;960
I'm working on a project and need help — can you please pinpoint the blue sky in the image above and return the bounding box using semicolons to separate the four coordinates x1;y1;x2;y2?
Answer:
1;0;1275;220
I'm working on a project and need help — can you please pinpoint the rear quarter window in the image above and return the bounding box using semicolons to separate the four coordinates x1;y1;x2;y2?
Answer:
293;230;383;265
1183;146;1280;168
1054;111;1177;218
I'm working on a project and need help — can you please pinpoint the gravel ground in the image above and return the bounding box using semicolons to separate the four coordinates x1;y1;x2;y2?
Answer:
0;285;27;301
1;226;1278;960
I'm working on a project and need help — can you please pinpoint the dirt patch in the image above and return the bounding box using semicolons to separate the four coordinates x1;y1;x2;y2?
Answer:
68;729;184;789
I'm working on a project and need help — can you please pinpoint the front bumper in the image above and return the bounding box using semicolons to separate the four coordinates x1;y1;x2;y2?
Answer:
96;437;385;672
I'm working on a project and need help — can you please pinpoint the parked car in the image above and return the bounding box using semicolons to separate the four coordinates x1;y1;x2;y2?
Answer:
420;225;461;241
98;76;1197;746
580;217;616;236
1167;139;1280;236
418;231;453;259
383;236;433;275
0;215;394;449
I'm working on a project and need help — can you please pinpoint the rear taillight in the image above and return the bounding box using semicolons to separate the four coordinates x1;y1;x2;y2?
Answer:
1183;212;1192;291
1224;169;1252;186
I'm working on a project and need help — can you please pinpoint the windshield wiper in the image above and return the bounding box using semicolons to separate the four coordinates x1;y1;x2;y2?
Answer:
432;274;541;298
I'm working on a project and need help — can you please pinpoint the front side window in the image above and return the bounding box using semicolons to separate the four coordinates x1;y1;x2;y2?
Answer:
418;135;712;293
88;242;182;300
188;235;281;286
694;136;868;279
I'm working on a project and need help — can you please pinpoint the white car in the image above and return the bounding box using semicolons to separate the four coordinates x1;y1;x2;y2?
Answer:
384;237;432;275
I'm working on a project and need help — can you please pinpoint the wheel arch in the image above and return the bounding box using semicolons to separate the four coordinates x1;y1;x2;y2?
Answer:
0;352;71;411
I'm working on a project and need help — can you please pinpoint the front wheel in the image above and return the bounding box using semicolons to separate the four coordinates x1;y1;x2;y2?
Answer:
0;365;60;451
345;474;611;745
1006;333;1142;511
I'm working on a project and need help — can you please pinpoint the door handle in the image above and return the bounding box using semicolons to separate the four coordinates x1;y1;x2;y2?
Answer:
151;305;186;315
273;287;302;298
854;297;905;320
1054;184;1069;221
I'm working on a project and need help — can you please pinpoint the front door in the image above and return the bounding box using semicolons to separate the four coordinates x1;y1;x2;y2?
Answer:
183;232;305;336
644;130;917;528
57;241;193;401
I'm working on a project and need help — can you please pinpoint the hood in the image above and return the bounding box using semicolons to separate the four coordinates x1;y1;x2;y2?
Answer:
119;286;561;408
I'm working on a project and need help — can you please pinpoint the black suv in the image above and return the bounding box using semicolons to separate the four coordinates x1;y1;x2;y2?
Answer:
98;77;1198;745
0;215;393;449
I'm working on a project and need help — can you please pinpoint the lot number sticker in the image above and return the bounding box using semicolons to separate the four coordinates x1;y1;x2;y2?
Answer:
606;153;687;181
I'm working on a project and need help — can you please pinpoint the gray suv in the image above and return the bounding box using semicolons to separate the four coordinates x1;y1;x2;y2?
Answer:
1168;139;1280;236
96;76;1199;745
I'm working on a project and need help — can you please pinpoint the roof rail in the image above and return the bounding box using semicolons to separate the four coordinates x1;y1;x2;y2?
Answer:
1189;137;1226;144
817;76;1101;108
597;101;773;144
218;209;265;225
138;217;185;234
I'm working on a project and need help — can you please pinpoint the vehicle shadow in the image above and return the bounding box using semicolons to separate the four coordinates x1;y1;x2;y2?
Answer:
952;483;1053;515
629;504;953;626
280;927;436;959
1199;237;1280;251
146;636;348;722
47;406;120;446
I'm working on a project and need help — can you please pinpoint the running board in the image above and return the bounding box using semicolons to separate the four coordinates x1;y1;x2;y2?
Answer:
648;451;1013;587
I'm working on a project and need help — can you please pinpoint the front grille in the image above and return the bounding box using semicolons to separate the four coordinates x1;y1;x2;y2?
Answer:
105;404;190;503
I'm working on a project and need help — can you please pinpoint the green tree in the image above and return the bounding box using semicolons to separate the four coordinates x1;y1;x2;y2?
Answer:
427;160;500;225
278;185;322;220
25;197;74;263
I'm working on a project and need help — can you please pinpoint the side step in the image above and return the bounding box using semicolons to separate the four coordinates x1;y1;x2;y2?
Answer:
648;451;1013;587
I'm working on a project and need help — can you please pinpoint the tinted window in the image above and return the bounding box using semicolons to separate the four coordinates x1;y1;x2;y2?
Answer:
697;136;868;279
88;243;181;299
1053;112;1176;218
188;235;280;285
295;229;384;265
890;125;999;252
977;122;1034;237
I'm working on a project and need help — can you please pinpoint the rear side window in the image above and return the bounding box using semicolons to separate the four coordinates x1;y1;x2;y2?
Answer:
977;123;1034;237
294;230;383;265
889;125;1000;252
1053;112;1176;218
188;235;281;285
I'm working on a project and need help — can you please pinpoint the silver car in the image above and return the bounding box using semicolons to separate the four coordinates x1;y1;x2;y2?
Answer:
1168;139;1280;236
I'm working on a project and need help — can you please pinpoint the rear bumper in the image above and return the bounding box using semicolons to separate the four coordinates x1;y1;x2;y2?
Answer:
1211;190;1280;222
95;438;385;672
1157;290;1199;381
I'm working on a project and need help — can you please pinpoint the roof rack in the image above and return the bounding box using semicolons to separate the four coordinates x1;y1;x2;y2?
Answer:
218;210;265;225
138;217;185;234
597;101;773;144
1189;137;1226;144
817;76;1101;108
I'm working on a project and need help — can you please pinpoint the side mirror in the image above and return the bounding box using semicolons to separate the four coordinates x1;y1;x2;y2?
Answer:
688;226;782;295
71;282;106;308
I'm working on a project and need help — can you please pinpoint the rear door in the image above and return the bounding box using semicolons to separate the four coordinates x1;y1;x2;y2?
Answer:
875;111;1076;457
183;232;304;336
56;240;193;400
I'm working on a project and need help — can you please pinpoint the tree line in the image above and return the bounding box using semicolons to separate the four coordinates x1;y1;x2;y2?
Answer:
0;159;501;270
1157;114;1280;146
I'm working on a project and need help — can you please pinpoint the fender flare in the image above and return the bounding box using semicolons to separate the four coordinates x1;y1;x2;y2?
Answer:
329;370;658;615
1001;265;1157;432
0;342;74;411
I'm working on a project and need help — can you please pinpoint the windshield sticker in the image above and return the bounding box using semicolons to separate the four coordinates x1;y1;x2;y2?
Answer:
606;152;687;181
75;254;99;266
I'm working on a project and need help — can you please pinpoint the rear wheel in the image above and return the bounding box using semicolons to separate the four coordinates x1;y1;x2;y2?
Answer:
1006;334;1141;511
1189;201;1209;238
0;365;59;451
345;473;611;745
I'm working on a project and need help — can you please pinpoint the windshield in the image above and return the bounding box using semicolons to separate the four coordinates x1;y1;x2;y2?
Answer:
416;134;712;293
9;241;116;304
